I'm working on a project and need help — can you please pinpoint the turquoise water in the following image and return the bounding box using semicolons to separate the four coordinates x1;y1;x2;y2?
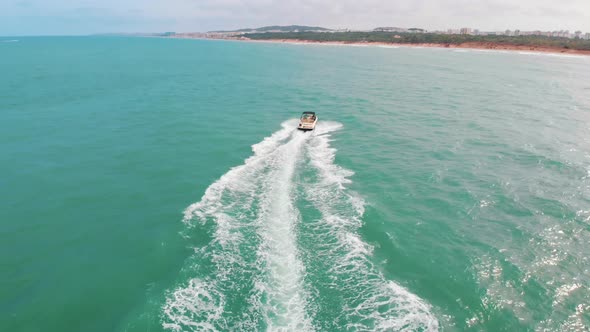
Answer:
2;37;590;331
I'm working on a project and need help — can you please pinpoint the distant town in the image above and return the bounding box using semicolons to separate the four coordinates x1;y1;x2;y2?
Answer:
376;27;590;39
150;25;590;40
137;25;590;55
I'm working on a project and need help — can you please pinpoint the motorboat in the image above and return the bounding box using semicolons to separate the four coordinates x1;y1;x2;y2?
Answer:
297;112;317;131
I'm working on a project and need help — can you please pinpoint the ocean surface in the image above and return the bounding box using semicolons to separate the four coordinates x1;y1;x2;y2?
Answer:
1;36;590;331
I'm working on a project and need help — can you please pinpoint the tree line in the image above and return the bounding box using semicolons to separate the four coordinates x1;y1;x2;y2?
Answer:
241;31;590;51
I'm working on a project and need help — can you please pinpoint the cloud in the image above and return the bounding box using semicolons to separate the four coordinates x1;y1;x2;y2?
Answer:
1;0;589;35
174;0;590;31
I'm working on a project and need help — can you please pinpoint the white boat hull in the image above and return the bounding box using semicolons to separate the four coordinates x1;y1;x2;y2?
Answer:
298;117;318;131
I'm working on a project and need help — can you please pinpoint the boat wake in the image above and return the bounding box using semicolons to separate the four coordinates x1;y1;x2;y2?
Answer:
162;120;438;331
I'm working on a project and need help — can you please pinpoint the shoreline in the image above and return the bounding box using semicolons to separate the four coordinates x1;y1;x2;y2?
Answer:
165;35;590;57
240;38;590;57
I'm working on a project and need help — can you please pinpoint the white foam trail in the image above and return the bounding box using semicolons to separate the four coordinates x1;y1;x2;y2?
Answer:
162;279;225;332
183;119;297;224
163;120;314;331
303;125;439;331
163;119;438;331
255;131;313;331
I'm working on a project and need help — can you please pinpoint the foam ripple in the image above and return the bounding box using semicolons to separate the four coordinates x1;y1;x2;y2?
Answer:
163;120;438;331
164;120;315;331
300;125;439;331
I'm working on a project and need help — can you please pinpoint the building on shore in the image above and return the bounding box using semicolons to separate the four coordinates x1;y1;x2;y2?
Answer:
460;28;472;35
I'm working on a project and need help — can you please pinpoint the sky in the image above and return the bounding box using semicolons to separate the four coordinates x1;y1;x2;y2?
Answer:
1;0;589;36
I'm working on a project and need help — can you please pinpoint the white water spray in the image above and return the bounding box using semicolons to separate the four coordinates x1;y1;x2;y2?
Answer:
163;120;314;331
162;120;438;331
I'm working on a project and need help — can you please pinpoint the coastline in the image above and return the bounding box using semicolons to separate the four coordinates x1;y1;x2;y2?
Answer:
164;35;590;57
239;38;590;57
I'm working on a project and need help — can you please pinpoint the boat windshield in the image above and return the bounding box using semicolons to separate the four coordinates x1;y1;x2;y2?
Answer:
301;113;315;120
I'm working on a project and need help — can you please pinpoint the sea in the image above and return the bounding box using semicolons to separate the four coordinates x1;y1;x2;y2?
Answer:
1;36;590;332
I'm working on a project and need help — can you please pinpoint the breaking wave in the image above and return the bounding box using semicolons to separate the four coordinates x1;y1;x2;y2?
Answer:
162;120;438;331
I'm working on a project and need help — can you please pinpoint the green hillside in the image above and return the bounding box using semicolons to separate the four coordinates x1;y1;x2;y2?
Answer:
210;25;330;33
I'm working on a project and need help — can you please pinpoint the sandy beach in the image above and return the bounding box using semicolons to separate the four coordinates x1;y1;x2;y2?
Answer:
234;38;590;56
